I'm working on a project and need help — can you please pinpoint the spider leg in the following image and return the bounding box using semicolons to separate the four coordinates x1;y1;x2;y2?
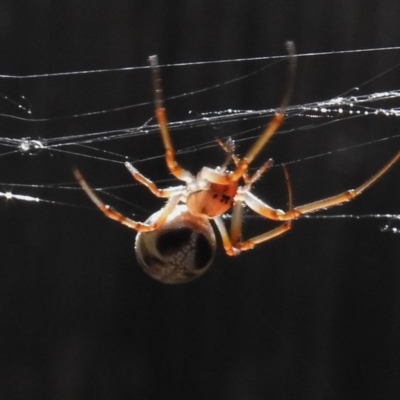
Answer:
73;168;180;232
149;55;194;184
278;149;400;220
214;213;290;255
216;137;237;171
213;216;240;256
125;162;186;198
229;159;277;243
244;149;400;221
216;137;252;186
245;158;274;189
240;190;287;220
230;41;297;182
235;223;292;252
216;137;273;187
215;166;293;255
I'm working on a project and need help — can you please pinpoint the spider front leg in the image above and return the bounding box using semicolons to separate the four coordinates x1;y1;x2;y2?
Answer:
216;137;274;187
230;41;297;182
149;55;194;184
73;168;181;232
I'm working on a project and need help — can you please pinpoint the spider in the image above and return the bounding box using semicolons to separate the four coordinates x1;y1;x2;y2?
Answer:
74;42;400;283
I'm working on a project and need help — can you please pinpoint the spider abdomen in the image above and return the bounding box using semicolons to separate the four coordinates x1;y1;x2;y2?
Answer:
135;205;216;283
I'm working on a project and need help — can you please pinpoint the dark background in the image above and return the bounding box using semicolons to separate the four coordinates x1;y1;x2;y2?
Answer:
0;1;400;399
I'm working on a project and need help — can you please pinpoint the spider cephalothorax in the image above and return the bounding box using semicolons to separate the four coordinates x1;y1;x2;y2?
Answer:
185;169;239;218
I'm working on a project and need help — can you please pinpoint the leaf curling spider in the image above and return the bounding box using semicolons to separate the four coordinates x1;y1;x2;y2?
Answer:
74;42;400;284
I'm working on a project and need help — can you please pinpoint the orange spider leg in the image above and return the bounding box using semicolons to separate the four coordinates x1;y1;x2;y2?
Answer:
149;55;194;183
245;159;274;188
231;165;292;252
125;162;186;198
215;138;238;172
243;149;400;222
213;216;240;256
230;41;297;182
216;138;275;244
73;168;181;232
216;137;274;187
214;165;293;255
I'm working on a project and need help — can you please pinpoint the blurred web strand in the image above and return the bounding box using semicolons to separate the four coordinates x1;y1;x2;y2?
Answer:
0;46;400;231
1;187;399;233
1;87;399;149
4;88;400;167
1;45;400;122
0;190;80;208
1;45;400;78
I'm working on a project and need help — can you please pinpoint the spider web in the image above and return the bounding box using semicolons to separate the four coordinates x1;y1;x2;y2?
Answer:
1;46;400;233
